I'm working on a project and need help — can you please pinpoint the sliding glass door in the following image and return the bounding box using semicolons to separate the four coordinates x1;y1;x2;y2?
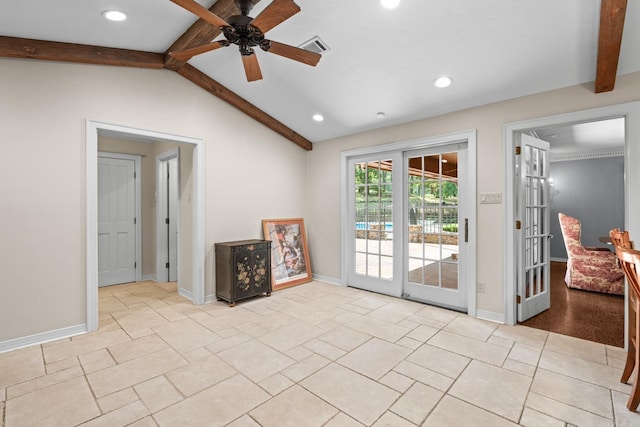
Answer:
344;140;470;312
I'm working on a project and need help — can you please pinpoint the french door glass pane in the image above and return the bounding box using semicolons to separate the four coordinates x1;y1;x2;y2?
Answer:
407;153;459;289
523;144;548;299
354;160;393;280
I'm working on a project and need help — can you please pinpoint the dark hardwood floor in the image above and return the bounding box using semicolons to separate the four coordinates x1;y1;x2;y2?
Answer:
520;261;625;347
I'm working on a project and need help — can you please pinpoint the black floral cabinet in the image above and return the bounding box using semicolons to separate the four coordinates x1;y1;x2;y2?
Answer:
215;240;272;307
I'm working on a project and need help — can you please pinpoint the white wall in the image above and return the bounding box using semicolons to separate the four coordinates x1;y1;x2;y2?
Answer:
306;71;640;315
0;58;307;343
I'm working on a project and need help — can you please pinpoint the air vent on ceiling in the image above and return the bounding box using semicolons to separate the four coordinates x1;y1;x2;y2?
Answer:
299;36;330;54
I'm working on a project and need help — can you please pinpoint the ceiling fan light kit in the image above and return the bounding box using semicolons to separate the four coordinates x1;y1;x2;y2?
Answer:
169;0;322;82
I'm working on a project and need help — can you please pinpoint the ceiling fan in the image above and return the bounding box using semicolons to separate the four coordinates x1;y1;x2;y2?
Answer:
169;0;322;82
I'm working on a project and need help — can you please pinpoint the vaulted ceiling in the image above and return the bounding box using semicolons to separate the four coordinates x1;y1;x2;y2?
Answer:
1;0;637;151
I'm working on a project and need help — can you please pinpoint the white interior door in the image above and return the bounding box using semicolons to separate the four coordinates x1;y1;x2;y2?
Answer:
517;134;551;321
346;153;403;297
98;156;136;287
168;157;179;282
403;145;468;311
157;150;180;283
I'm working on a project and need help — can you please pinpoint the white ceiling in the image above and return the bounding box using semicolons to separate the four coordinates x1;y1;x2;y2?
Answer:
534;117;625;156
2;0;639;143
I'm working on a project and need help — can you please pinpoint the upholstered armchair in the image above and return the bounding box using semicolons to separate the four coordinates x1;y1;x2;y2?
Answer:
558;213;624;295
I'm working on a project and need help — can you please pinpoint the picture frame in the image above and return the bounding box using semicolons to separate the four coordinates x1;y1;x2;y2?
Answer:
262;218;312;290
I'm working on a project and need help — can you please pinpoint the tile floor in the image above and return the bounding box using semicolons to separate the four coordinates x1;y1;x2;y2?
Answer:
1;280;639;426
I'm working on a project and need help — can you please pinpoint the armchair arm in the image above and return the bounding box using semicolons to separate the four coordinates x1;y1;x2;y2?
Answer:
584;246;612;252
569;243;618;266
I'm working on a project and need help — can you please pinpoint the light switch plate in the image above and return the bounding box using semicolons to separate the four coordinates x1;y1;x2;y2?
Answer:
480;192;502;204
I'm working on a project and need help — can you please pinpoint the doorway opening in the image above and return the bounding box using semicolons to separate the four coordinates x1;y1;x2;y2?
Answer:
86;120;205;332
504;101;640;347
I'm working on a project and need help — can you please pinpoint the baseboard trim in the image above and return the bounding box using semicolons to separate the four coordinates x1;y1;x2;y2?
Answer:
312;274;343;286
179;287;194;302
0;324;87;354
142;274;156;282
205;293;217;304
476;310;505;324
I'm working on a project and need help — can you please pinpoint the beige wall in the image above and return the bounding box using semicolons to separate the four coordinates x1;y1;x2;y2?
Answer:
2;54;639;345
306;71;640;315
0;58;307;343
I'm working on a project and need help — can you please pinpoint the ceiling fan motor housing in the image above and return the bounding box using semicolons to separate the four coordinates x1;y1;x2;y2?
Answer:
235;0;254;16
223;15;270;56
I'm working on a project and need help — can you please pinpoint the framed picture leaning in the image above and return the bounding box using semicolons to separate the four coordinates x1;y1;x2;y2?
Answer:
262;218;312;290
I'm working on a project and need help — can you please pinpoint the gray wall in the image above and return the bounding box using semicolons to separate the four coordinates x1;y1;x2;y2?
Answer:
550;156;625;259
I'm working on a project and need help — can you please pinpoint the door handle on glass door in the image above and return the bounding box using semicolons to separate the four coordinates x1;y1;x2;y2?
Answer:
465;218;469;243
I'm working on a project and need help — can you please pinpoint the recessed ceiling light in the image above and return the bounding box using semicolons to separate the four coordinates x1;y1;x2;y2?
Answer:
381;0;400;9
102;10;127;22
313;114;324;122
377;112;386;119
442;159;448;163
434;76;452;88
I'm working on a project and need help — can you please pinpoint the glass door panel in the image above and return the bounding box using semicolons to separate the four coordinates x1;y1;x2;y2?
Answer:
348;154;402;296
407;153;459;289
404;147;467;311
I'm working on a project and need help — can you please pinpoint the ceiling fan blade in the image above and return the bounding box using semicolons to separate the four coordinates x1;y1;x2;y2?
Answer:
250;0;301;33
264;41;321;66
242;54;263;82
169;41;229;62
170;0;229;28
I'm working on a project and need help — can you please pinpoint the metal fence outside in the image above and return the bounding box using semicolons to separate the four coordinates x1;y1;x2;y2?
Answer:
355;204;458;233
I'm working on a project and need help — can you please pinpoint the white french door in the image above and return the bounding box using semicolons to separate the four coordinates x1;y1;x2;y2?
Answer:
403;145;468;311
98;155;138;287
517;134;551;321
345;140;471;312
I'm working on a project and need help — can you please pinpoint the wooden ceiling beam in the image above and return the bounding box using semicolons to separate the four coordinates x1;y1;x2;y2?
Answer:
0;36;165;68
177;64;312;150
164;0;262;70
595;0;627;93
0;1;314;151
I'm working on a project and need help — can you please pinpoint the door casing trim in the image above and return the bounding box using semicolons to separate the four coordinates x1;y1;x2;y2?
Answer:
86;120;206;332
